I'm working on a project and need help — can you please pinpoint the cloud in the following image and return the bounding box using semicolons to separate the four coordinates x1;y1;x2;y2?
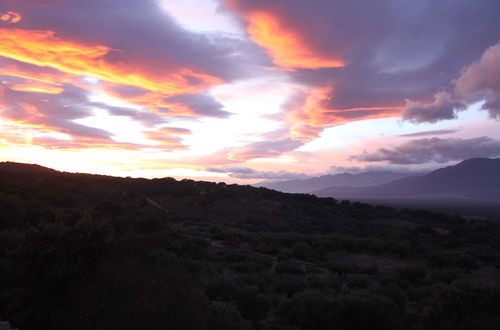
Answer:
237;9;344;70
402;91;466;123
1;84;108;137
0;28;222;95
99;84;229;118
350;136;500;164
223;0;500;145
92;103;167;127
163;93;230;118
228;138;303;161
0;0;268;123
0;11;21;23
398;129;460;138
0;0;275;155
328;165;364;174
454;42;500;119
142;128;189;150
2;0;500;168
153;127;191;135
403;42;500;123
285;86;402;139
0;83;187;150
206;166;309;180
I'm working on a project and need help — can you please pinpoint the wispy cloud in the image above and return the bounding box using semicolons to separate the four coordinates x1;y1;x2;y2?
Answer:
398;129;460;138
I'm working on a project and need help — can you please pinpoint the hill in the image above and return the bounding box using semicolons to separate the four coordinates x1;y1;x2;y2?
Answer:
314;158;500;216
1;162;500;330
257;171;413;193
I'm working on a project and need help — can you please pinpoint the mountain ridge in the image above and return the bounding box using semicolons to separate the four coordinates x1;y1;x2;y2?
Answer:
313;158;500;216
257;171;414;193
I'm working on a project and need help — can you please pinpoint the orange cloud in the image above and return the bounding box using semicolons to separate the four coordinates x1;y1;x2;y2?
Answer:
153;127;191;135
0;61;75;86
99;86;194;117
8;82;64;94
143;128;189;150
100;82;226;118
287;86;403;141
245;11;345;70
0;11;22;23
0;28;222;95
289;124;323;141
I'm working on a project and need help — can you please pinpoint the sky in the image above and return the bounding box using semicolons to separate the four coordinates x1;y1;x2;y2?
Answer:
0;0;499;183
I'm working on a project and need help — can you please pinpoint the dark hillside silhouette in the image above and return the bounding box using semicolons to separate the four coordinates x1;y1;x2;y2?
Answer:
1;162;500;330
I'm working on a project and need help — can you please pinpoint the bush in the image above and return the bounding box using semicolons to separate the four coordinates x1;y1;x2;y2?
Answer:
426;252;455;269
278;290;401;330
207;301;251;330
275;261;304;275
396;266;427;284
456;255;479;271
422;281;500;330
292;242;315;261
235;287;272;321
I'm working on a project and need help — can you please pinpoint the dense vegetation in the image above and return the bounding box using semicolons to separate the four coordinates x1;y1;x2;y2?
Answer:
1;162;500;330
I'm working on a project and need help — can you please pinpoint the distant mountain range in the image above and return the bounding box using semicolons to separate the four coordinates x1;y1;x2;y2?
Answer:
257;158;500;217
257;172;413;193
314;158;500;197
314;158;500;215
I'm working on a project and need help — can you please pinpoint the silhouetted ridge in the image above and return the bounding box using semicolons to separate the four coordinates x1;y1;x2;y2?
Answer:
0;161;57;174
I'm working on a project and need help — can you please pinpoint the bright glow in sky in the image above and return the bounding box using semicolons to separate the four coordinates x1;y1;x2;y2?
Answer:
1;0;499;183
159;0;241;35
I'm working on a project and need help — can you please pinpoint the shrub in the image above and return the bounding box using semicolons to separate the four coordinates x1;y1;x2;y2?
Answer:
275;261;304;275
292;242;315;261
456;254;479;271
207;301;251;330
396;266;427;284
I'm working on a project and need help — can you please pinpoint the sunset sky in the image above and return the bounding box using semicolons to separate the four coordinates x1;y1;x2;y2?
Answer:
1;0;499;183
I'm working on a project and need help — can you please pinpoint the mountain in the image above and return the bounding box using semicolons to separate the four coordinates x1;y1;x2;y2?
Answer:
257;171;413;193
314;158;500;215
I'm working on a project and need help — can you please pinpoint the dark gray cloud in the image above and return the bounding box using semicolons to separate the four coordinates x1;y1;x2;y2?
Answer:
398;128;460;138
165;93;230;118
350;136;500;164
0;83;112;138
402;91;466;123
328;165;364;174
0;82;169;146
403;43;500;123
454;43;500;119
91;103;167;126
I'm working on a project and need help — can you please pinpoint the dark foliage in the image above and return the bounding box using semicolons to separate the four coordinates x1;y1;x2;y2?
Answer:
1;162;500;330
